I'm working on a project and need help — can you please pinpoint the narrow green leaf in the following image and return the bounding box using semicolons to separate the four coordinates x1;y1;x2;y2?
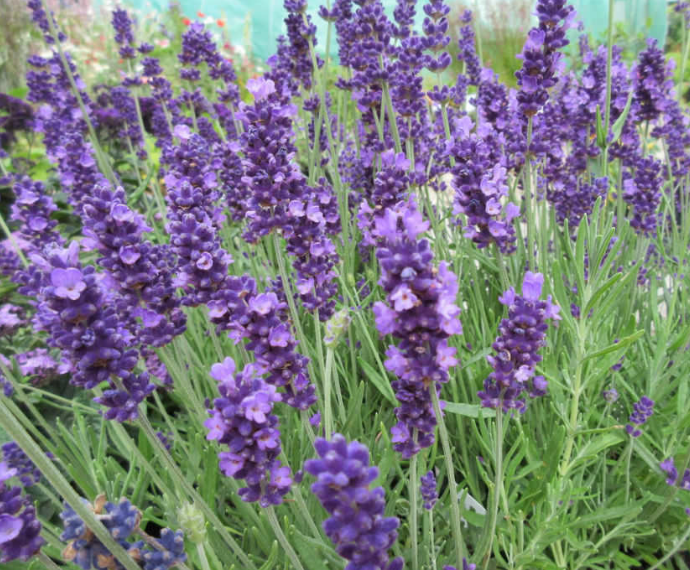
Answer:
357;357;397;406
595;105;606;148
444;402;495;418
610;91;634;144
582;331;644;364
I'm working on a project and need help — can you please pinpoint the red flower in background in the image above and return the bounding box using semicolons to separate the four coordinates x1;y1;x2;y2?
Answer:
182;17;191;26
217;19;225;27
197;11;205;17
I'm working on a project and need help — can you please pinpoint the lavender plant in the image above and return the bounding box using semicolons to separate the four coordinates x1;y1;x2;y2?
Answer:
0;0;689;568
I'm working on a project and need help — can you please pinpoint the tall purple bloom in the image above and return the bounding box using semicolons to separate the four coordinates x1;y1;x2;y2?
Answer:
205;358;293;506
447;116;520;253
304;434;403;570
478;272;561;412
209;283;316;409
34;241;154;421
372;197;463;457
456;10;480;86
633;38;674;124
515;0;575;118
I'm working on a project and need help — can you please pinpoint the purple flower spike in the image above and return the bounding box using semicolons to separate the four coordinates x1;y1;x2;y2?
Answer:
625;396;654;438
420;471;438;510
205;359;292;506
515;0;575;118
304;434;403;570
0;477;44;562
372;197;463;458
478;272;560;412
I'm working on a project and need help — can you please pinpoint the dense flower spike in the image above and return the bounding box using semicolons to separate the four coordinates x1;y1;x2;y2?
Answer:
34;241;154;421
304;434;403;570
1;443;46;488
479;272;560;412
448;116;520;253
60;495;185;569
81;185;185;346
456;10;480;86
625;396;654;437
0;461;44;563
515;0;575;117
372;197;463;457
209;279;316;409
420;470;438;510
633;38;674;124
205;358;293;506
10;177;63;253
623;157;662;235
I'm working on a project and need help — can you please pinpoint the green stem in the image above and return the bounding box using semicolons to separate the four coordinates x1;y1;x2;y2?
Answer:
40;0;117;186
679;20;690;102
524;117;535;270
324;347;335;438
266;506;306;570
0;399;142;570
410;444;419;570
0;211;28;267
482;410;504;570
428;509;437;570
136;415;256;569
430;388;466;565
559;318;587;476
647;524;690;570
602;0;615;177
38;552;64;570
196;543;213;570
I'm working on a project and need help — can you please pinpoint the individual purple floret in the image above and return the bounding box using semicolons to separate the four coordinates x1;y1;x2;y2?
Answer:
625;395;654;438
0;463;44;563
420;470;438;510
602;387;619;404
205;357;293;507
478;272;561;413
515;0;575;117
304;434;403;570
372;197;463;458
